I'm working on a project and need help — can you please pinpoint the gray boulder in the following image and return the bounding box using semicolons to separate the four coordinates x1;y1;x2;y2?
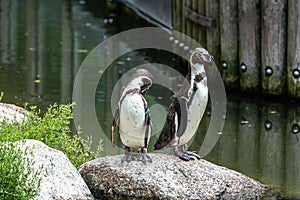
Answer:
79;154;272;200
18;139;94;200
0;102;29;124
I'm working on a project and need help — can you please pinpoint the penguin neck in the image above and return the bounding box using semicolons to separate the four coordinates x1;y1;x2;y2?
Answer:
123;78;143;94
186;63;206;98
190;63;205;79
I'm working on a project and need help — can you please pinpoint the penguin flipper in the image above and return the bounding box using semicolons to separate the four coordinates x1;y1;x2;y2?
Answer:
154;98;180;150
111;107;120;147
176;97;188;138
144;107;151;148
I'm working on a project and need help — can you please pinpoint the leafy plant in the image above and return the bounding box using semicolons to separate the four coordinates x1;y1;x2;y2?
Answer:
0;103;102;167
0;100;103;199
0;141;41;200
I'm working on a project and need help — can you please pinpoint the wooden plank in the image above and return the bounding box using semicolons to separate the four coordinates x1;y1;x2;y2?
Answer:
285;104;300;198
206;0;220;71
197;0;206;47
184;6;215;28
186;0;192;39
261;0;287;95
287;0;300;98
237;98;260;178
239;0;261;93
191;0;198;43
181;0;187;40
220;0;239;89
259;102;285;187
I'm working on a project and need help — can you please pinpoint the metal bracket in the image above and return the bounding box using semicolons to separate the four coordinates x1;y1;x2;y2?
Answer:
184;7;216;28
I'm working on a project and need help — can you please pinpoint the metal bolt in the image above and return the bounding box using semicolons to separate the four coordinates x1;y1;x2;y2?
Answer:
222;61;228;70
174;39;179;44
264;120;272;130
292;123;300;134
183;46;189;51
240;63;247;73
169;36;174;41
265;66;273;76
292;69;300;79
179;42;184;48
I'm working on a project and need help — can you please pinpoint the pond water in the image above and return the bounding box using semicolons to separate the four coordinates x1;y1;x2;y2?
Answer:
0;0;299;199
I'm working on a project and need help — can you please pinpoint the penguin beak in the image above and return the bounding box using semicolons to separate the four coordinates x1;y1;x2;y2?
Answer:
191;48;214;65
199;52;214;63
203;53;214;62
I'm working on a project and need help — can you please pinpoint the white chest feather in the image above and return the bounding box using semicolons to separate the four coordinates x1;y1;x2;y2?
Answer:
119;93;150;149
178;75;208;146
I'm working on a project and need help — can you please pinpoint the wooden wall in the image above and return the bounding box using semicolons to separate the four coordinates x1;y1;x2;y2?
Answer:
172;0;300;98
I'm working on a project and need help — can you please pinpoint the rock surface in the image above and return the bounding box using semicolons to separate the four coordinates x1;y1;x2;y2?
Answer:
79;154;271;200
0;102;29;124
18;139;94;200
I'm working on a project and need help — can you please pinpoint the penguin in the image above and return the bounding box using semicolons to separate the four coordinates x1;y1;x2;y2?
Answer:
111;69;153;163
154;47;214;161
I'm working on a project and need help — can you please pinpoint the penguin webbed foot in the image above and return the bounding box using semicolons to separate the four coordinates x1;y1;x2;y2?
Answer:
138;147;152;163
121;146;135;163
183;151;201;160
174;146;201;161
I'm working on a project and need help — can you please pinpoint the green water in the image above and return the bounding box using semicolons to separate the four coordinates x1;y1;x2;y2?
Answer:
0;0;299;198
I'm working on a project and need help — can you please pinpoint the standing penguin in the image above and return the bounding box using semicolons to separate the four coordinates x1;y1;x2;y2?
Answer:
112;69;153;163
154;48;214;161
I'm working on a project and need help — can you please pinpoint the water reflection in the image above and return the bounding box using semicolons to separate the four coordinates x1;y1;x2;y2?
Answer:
0;0;299;199
199;95;300;198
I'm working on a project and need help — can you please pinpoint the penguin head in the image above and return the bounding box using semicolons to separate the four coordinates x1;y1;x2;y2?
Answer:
125;69;153;95
190;48;214;66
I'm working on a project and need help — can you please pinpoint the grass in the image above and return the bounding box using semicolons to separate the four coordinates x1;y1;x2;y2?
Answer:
0;101;102;199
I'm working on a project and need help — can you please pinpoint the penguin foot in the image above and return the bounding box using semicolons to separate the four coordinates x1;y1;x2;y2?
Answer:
138;152;152;163
121;147;135;163
174;147;192;161
183;151;201;160
174;146;201;161
138;147;152;163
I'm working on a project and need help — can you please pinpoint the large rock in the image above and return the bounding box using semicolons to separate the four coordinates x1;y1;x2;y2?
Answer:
79;154;273;200
18;139;94;200
0;102;29;124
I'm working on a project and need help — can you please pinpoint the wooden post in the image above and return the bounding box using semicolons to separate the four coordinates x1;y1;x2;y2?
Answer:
239;0;261;93
237;98;260;178
287;0;300;98
261;0;287;95
206;0;220;68
197;0;206;47
186;0;192;39
285;105;300;198
220;0;239;89
191;0;198;43
259;103;285;187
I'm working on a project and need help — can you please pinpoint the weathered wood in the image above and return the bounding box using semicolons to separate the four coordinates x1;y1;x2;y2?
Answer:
184;7;215;29
285;104;300;198
191;0;198;43
261;0;287;95
259;103;285;187
206;0;220;70
287;0;300;98
181;0;187;40
186;0;192;39
220;0;239;89
239;0;261;93
237;98;260;178
197;0;206;47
